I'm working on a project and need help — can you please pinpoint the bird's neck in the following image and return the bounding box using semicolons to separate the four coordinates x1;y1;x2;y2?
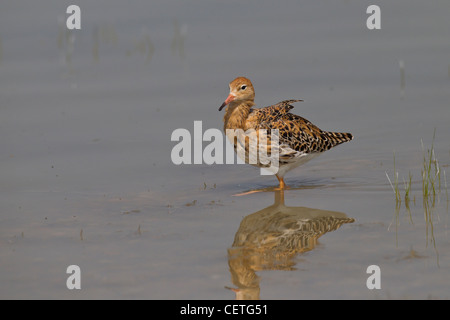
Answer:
223;100;254;131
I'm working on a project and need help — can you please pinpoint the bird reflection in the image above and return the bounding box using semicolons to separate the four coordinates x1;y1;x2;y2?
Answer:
227;189;354;300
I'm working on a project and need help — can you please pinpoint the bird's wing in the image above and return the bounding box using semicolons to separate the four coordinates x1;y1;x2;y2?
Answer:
247;100;302;124
247;100;351;157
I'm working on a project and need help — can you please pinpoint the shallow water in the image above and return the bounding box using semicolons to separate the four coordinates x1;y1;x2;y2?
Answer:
1;0;450;299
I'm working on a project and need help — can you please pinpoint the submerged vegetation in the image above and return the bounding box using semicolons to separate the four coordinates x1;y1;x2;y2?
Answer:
386;130;449;263
421;130;442;206
387;130;448;207
386;152;401;204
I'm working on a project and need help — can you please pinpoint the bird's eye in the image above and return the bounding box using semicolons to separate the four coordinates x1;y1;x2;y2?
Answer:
240;85;247;90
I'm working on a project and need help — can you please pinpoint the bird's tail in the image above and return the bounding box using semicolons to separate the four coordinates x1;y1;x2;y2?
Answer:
323;131;354;148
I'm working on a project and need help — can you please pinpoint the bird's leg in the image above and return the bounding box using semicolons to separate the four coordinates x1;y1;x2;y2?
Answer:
276;175;286;189
274;188;285;204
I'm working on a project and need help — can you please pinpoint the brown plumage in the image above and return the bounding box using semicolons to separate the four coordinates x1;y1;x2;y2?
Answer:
219;77;353;189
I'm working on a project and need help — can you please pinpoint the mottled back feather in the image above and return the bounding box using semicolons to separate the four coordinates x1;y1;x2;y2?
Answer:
246;100;353;157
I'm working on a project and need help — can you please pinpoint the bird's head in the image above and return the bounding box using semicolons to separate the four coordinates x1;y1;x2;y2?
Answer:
219;77;255;111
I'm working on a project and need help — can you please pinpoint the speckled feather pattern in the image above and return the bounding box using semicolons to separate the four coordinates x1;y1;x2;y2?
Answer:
246;100;353;158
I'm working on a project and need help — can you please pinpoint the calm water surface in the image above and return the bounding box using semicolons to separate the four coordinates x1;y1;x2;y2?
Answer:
1;0;450;299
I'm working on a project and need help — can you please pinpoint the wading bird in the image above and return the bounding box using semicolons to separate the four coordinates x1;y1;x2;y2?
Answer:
219;77;353;189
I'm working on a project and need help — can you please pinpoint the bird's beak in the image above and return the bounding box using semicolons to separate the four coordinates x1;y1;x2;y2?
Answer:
219;94;235;111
